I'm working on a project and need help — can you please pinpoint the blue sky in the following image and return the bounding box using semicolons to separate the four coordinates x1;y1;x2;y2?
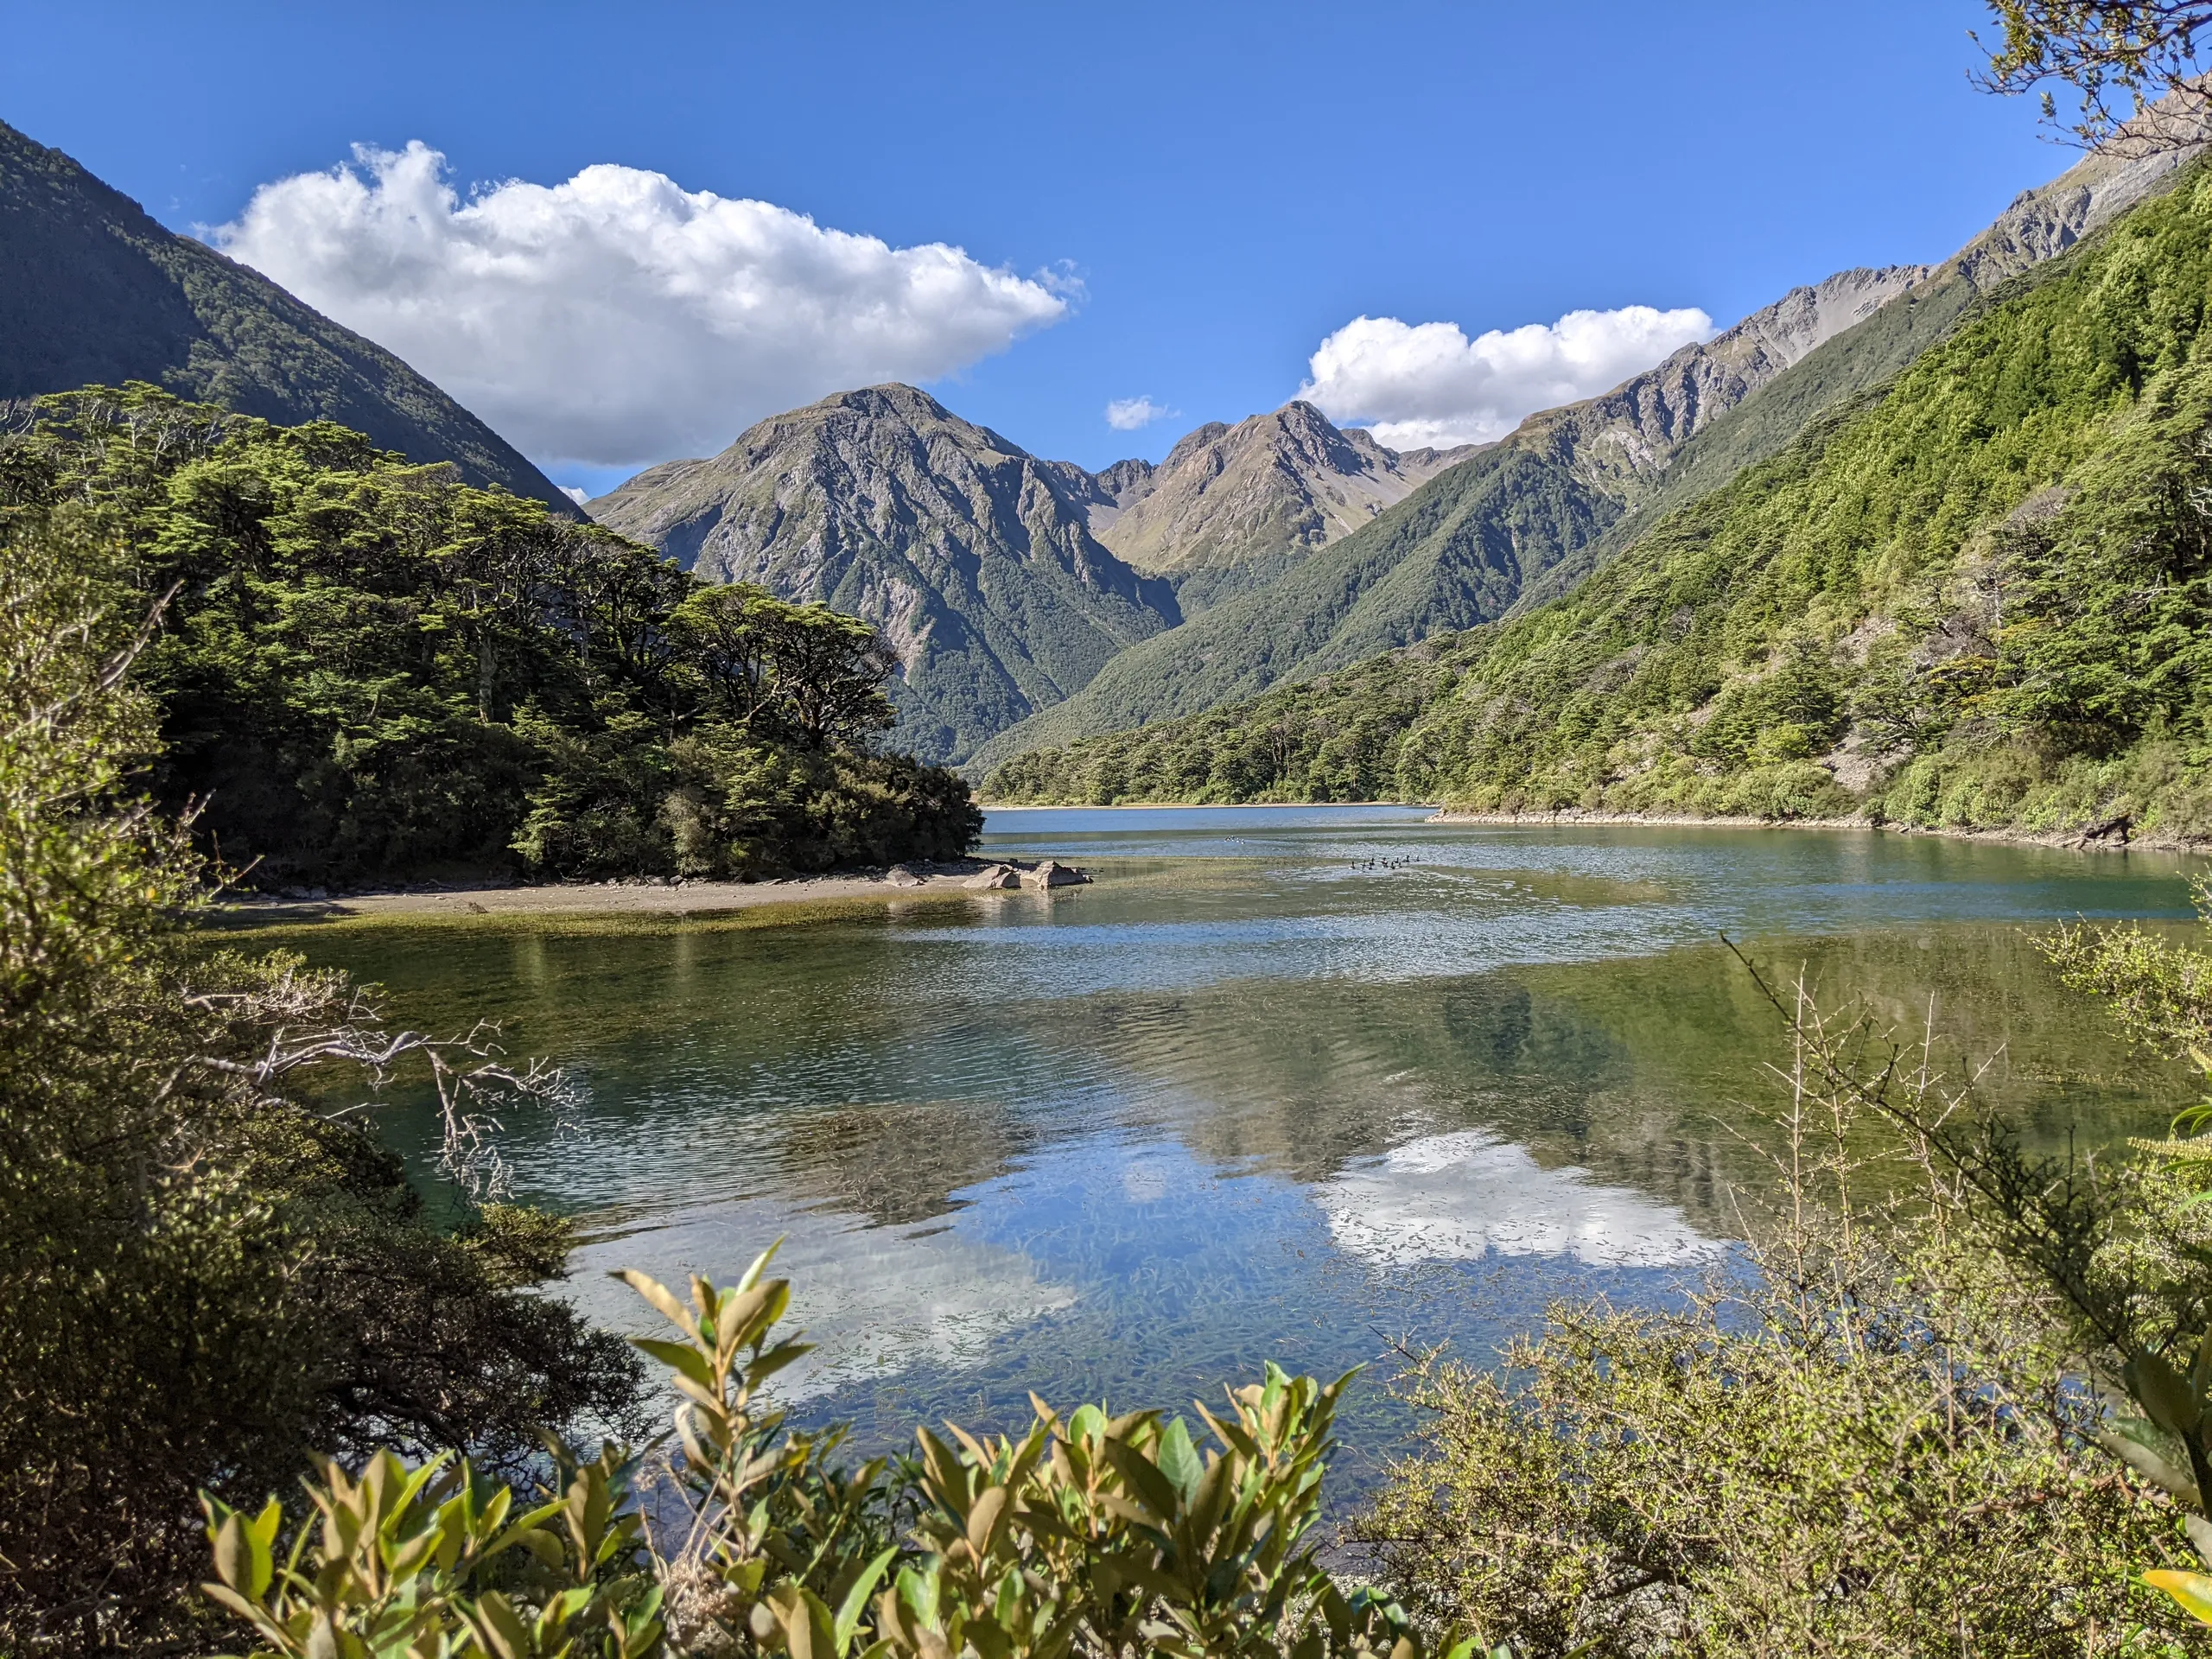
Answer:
5;1;2064;493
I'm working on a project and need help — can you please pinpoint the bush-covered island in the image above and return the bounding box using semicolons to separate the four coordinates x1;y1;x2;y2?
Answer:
0;385;981;889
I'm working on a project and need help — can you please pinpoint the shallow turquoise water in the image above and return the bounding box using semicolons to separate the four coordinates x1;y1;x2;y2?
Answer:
288;808;2209;1490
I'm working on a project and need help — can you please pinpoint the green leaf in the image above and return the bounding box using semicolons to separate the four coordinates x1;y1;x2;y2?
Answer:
966;1485;1009;1559
212;1511;264;1598
769;1582;836;1659
735;1238;785;1294
392;1452;453;1521
2092;1424;2201;1503
628;1337;715;1393
2128;1349;2203;1437
1158;1416;1204;1503
747;1338;816;1382
1101;1440;1181;1527
895;1562;940;1629
465;1590;533;1659
612;1268;698;1338
835;1547;900;1653
514;1528;564;1569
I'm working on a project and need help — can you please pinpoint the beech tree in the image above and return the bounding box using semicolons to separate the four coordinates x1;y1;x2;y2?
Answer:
1980;1;2212;146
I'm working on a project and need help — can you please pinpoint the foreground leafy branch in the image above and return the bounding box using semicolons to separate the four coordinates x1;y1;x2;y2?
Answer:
202;1244;1481;1659
1719;925;2212;1634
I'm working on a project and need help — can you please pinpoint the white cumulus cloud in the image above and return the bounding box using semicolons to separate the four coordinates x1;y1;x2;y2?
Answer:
1299;304;1714;452
1103;395;1174;431
211;142;1071;468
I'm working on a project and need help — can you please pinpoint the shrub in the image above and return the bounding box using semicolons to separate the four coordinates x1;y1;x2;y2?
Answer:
0;517;644;1654
1350;969;2202;1656
0;385;980;887
200;1248;1464;1659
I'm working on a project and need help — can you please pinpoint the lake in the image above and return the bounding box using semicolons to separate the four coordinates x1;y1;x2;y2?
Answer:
282;807;2208;1492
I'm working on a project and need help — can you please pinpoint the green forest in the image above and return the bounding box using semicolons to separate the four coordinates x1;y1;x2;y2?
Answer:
986;162;2212;837
0;386;981;887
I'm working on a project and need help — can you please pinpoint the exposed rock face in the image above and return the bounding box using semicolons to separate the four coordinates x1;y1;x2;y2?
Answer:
1955;137;2206;287
1089;401;1478;611
605;131;2208;778
586;385;1180;764
1092;456;1156;504
1020;859;1088;888
1528;264;1932;491
0;118;573;512
1521;134;2202;498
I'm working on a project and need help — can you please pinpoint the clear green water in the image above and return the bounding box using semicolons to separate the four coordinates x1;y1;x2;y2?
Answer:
269;807;2210;1491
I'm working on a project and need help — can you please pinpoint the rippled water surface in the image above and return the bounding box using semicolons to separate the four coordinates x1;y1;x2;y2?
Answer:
280;809;2211;1487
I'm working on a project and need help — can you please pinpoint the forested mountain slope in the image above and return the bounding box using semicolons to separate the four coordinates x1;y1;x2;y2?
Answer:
587;385;1179;763
969;137;2202;774
0;119;572;512
988;161;2212;844
1088;401;1477;611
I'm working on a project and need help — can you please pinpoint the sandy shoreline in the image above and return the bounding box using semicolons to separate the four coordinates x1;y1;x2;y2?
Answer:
215;860;1058;929
211;807;2209;932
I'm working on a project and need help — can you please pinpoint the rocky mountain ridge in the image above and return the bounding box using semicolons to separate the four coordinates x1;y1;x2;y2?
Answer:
1088;402;1478;611
1523;130;2203;504
986;133;2212;842
585;388;1485;758
966;131;2207;772
585;385;1180;762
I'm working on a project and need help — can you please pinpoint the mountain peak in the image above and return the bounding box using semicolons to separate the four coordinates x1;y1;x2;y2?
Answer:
1160;421;1234;470
588;387;1178;763
815;383;953;421
1090;401;1475;613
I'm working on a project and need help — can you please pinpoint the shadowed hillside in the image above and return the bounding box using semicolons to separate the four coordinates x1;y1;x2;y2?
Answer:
0;118;572;512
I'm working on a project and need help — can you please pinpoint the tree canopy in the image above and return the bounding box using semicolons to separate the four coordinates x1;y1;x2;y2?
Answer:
1980;2;2212;147
0;385;978;887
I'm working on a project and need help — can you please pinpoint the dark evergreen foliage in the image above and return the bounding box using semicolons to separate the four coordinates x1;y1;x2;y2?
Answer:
0;523;647;1653
0;386;982;886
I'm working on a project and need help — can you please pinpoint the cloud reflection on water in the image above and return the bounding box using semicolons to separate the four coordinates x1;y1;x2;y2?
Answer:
1315;1129;1723;1269
566;1195;1076;1402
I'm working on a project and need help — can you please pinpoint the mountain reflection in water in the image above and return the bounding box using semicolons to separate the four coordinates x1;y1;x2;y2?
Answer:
285;808;2209;1484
